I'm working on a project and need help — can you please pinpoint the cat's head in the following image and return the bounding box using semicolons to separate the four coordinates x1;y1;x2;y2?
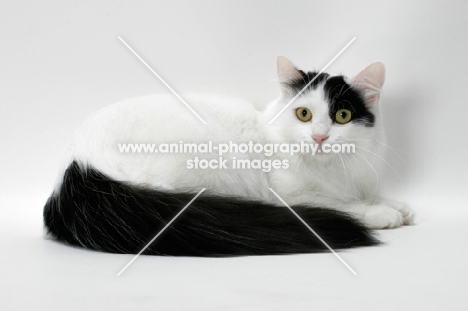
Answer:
264;56;386;163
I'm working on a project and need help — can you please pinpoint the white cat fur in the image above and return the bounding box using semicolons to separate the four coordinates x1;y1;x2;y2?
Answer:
59;58;414;229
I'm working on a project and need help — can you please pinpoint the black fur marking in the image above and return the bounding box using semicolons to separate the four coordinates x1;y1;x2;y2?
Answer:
288;71;330;93
324;76;375;127
44;161;379;256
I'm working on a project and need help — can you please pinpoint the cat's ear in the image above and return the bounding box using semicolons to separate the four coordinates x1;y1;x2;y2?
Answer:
277;56;302;90
352;62;386;107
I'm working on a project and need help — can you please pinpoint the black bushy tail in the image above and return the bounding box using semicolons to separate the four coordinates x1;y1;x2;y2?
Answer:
43;161;378;256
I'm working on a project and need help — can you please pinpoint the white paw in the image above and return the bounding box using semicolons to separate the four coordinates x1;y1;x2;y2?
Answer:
364;205;404;229
381;199;415;226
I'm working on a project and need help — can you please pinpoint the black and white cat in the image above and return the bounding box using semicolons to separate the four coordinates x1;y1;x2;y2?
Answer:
44;57;414;256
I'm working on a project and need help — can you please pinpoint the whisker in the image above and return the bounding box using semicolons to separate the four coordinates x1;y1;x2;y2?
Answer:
348;138;405;163
337;153;350;199
351;152;381;197
354;145;401;178
342;155;369;200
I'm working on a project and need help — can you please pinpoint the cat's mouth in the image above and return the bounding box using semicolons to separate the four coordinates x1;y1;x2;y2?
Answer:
315;146;329;156
311;141;345;157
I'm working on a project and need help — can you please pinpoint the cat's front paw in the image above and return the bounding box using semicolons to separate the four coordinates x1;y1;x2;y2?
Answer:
364;205;404;229
380;199;415;226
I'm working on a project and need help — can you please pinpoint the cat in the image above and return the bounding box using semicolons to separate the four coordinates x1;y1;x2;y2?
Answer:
43;56;414;256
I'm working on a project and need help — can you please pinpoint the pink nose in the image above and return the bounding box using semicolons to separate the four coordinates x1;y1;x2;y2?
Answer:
312;134;329;144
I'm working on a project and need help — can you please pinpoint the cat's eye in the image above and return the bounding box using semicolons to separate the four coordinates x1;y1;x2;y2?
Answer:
335;109;352;124
296;107;312;122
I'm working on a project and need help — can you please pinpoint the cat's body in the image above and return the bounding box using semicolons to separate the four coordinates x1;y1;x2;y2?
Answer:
66;94;271;200
44;57;414;256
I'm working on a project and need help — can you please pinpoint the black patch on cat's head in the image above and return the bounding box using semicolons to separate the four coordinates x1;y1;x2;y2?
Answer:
288;71;330;93
323;76;375;127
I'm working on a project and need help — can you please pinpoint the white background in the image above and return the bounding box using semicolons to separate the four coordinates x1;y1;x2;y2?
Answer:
1;1;467;310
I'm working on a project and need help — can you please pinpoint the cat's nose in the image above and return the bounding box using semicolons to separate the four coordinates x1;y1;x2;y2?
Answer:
312;134;329;144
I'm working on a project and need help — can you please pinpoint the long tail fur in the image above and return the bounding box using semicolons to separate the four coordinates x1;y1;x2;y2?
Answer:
43;161;378;256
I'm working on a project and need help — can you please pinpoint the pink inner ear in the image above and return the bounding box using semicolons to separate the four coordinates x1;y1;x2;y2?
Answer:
352;62;386;106
352;62;386;88
277;56;302;83
365;94;379;104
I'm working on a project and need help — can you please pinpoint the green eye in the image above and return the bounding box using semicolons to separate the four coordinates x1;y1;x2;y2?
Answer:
335;109;352;124
296;107;312;122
